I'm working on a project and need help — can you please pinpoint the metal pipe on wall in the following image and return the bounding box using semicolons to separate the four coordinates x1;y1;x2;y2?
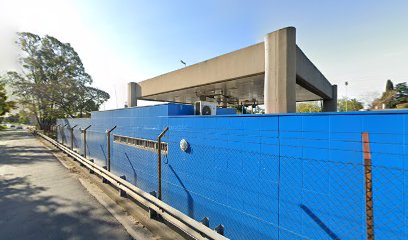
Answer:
362;132;375;240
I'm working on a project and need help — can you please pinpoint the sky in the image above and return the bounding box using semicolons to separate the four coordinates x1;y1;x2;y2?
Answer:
1;0;407;109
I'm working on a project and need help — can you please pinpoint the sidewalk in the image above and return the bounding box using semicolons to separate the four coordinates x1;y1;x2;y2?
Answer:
0;129;132;240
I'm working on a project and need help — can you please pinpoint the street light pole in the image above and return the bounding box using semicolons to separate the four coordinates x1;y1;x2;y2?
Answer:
345;81;349;112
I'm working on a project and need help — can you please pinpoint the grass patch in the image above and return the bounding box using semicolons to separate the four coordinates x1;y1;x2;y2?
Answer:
0;125;7;131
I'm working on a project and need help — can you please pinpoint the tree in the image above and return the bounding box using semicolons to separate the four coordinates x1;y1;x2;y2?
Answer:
5;113;19;123
372;80;408;109
386;79;394;92
297;102;321;113
1;32;109;129
389;82;408;108
0;81;15;116
338;97;364;112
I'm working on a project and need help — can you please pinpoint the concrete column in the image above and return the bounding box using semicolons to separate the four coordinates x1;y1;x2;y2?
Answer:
264;27;297;114
322;85;338;112
127;82;141;107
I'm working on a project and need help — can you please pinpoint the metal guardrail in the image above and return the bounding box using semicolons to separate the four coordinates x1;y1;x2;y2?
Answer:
35;130;228;240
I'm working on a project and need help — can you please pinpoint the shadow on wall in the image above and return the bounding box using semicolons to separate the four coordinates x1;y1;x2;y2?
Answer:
100;144;107;162
168;164;194;219
124;152;138;184
300;204;340;240
0;175;127;240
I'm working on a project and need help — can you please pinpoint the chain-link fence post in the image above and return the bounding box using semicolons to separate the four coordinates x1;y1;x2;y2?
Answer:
70;125;78;150
82;125;92;158
51;124;57;140
61;123;68;145
157;127;169;200
56;124;61;142
106;126;117;171
49;124;54;139
362;132;374;240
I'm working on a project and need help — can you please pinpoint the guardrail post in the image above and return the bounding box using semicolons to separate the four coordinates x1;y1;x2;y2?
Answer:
106;126;117;172
70;125;78;150
362;132;374;240
119;175;127;197
215;224;225;236
54;124;61;142
50;124;55;139
61;124;68;145
55;124;61;141
200;217;210;227
82;125;92;158
89;159;95;174
157;127;169;200
48;124;53;138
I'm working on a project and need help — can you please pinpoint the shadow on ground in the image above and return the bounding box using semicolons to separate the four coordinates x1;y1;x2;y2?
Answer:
0;129;131;240
0;176;130;240
0;130;55;166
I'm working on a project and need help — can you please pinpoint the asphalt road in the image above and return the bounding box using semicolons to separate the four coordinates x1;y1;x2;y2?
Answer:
0;129;132;240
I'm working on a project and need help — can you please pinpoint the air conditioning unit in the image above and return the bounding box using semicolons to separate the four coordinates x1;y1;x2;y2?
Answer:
194;101;217;115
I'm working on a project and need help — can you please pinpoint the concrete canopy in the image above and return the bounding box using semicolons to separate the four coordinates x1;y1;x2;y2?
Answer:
128;27;337;113
138;74;322;105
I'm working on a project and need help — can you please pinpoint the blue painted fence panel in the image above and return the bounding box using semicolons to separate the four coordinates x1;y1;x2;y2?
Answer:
57;105;408;240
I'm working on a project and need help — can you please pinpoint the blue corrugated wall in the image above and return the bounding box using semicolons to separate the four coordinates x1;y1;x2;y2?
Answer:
57;104;408;240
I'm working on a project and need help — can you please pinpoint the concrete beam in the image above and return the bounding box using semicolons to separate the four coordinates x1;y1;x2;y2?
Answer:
296;46;333;99
264;27;297;113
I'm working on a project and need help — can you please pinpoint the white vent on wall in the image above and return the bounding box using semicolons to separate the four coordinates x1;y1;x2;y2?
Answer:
113;135;168;154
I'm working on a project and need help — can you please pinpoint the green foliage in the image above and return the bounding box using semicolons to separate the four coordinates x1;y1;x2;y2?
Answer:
0;81;15;116
1;32;110;129
3;110;30;124
296;102;321;113
17;110;30;124
372;80;408;109
386;79;394;92
4;113;19;123
390;82;408;107
338;97;364;112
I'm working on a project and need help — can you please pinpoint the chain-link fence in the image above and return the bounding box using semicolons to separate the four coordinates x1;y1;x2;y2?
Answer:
52;122;407;240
